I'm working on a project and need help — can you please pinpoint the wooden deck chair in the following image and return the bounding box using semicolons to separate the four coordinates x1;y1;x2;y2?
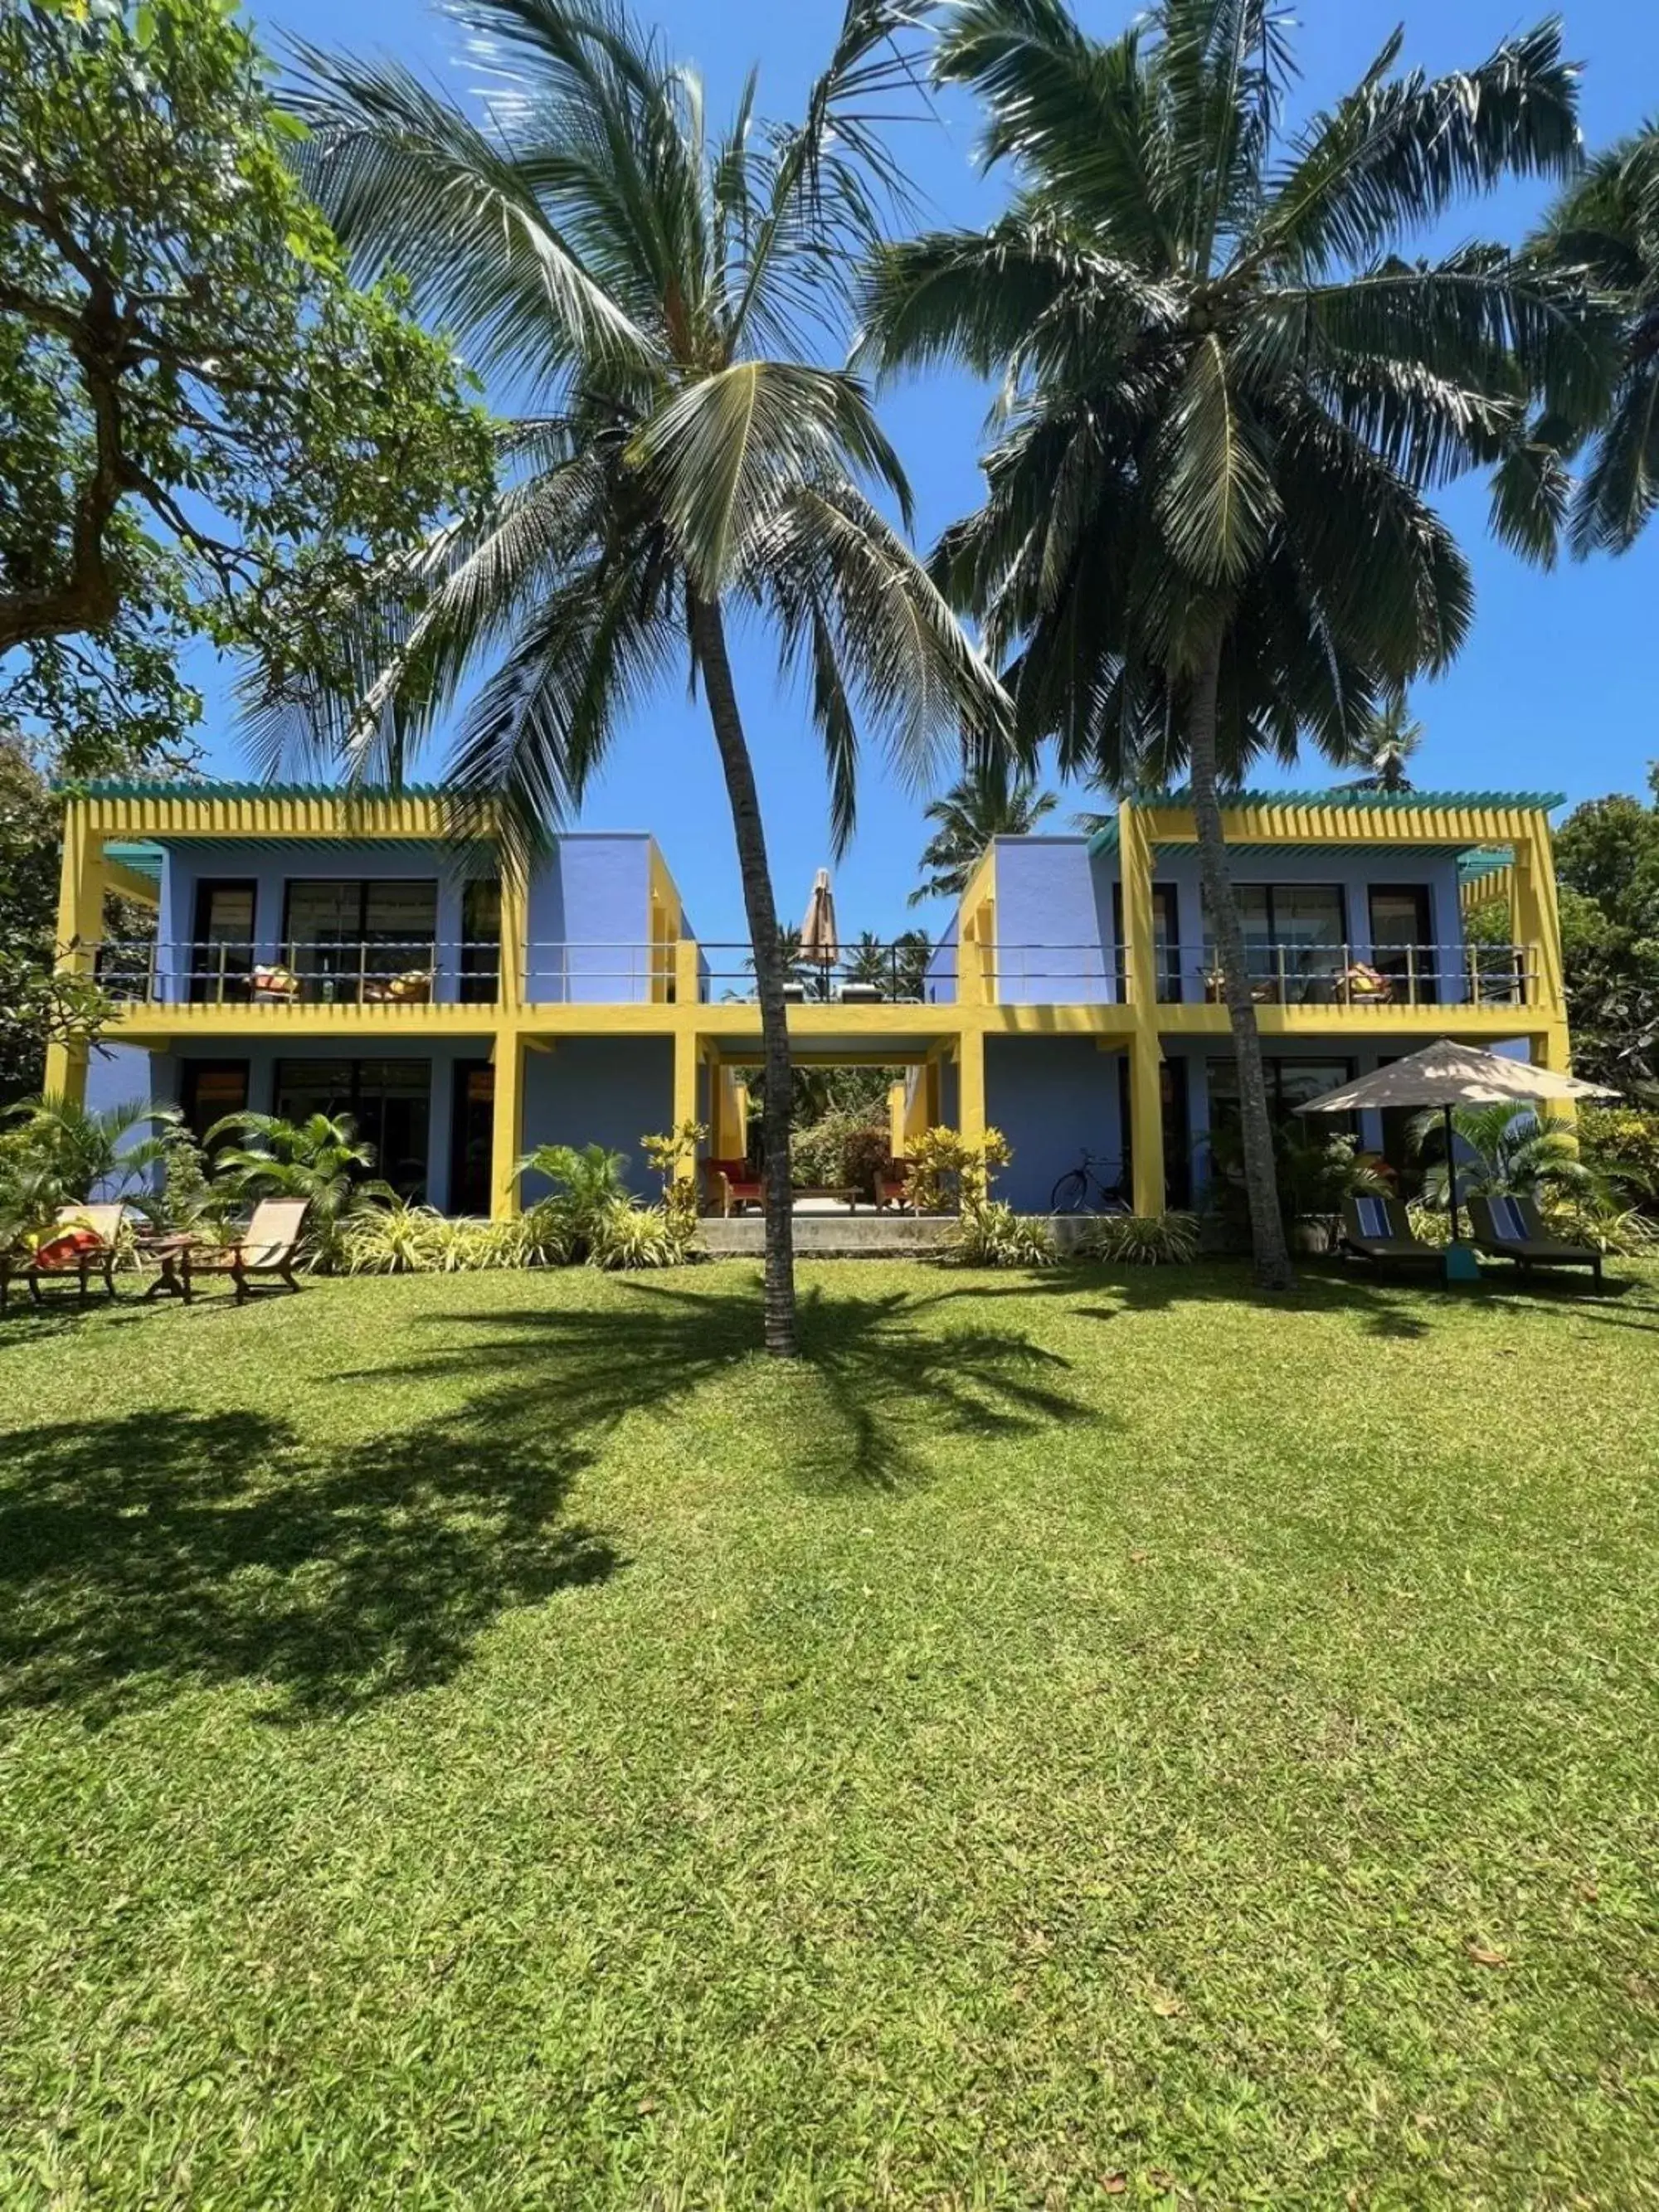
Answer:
700;1159;763;1218
1470;1194;1603;1286
1;1203;127;1310
158;1198;311;1305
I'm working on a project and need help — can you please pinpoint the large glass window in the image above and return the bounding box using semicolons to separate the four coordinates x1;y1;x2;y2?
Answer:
280;879;438;998
273;1057;431;1198
460;878;502;1004
1210;883;1347;1003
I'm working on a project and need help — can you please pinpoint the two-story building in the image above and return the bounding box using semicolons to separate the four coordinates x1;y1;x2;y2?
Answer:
52;779;1570;1217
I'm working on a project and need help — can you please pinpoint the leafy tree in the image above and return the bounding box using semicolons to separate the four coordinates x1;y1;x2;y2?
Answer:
1335;693;1423;794
285;0;1005;1356
1550;769;1659;1091
860;0;1605;1289
909;754;1057;905
0;0;493;763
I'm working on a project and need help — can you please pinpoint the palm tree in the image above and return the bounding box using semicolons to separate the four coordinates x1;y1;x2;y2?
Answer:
843;926;933;998
207;1111;391;1271
909;754;1057;905
5;1094;178;1201
1528;124;1659;554
279;0;1007;1356
1336;693;1423;794
1408;1103;1615;1210
860;0;1608;1289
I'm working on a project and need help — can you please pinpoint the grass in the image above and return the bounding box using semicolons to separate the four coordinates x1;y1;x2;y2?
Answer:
2;1259;1657;2210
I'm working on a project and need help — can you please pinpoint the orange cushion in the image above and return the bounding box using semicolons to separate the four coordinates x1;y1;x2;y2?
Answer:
33;1228;103;1270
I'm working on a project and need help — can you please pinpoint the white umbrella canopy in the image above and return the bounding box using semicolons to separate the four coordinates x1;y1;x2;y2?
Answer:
1298;1039;1616;1116
800;868;839;965
1300;1038;1616;1250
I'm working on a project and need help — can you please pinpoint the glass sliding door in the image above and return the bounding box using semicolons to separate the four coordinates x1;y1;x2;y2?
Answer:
1368;886;1436;1004
280;879;438;1001
273;1057;432;1198
1205;884;1346;1001
189;880;257;1003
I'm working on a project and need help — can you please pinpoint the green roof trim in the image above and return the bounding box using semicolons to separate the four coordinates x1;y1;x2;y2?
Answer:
1087;789;1564;858
102;840;164;879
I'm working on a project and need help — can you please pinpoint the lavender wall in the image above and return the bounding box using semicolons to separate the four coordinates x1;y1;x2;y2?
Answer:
985;1037;1124;1210
519;1037;674;1199
990;839;1119;1004
524;834;656;1003
982;835;1469;1005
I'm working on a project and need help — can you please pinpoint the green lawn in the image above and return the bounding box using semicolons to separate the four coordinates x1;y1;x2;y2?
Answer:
2;1260;1657;2210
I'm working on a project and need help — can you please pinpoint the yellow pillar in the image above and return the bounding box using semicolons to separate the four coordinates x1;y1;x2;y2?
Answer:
672;1029;700;1197
490;1034;525;1219
1118;799;1157;1015
958;1028;985;1143
1128;1042;1167;1216
888;1080;906;1159
44;799;105;1101
674;935;701;1009
1511;814;1566;1024
499;848;528;1015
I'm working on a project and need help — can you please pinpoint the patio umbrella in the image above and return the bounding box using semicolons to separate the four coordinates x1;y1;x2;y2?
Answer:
800;868;839;971
1299;1039;1616;1245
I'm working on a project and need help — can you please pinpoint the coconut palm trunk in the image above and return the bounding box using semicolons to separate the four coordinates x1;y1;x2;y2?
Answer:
690;592;798;1354
1186;636;1293;1291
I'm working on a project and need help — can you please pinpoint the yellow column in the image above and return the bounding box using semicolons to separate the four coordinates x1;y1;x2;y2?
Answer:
1511;814;1566;1025
888;1080;906;1158
489;1035;525;1219
44;799;105;1101
1118;799;1157;1015
958;1028;985;1143
1128;1042;1167;1216
1120;799;1166;1216
499;848;528;1015
674;935;701;1008
672;1028;700;1198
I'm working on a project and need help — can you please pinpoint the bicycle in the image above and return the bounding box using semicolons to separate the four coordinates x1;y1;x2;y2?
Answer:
1048;1148;1131;1213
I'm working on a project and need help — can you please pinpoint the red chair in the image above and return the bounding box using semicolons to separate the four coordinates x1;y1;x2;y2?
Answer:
874;1159;914;1212
700;1158;764;1217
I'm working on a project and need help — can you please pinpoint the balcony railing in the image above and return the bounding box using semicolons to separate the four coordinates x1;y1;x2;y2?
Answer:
95;940;502;1008
1160;942;1536;1008
698;942;941;1004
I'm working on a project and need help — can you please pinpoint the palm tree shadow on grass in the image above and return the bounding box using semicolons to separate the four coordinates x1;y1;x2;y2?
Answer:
338;1276;1099;1498
0;1406;615;1727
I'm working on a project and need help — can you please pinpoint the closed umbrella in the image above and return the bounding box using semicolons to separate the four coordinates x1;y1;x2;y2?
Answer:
800;868;839;979
1300;1039;1615;1248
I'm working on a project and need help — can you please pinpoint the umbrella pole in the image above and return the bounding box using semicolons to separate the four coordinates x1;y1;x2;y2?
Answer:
1444;1101;1460;1244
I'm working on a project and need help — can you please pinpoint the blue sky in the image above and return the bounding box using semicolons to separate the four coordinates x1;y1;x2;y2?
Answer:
204;0;1659;944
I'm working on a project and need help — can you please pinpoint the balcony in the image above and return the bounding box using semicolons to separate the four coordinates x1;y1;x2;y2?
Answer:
97;940;502;1009
1158;942;1537;1009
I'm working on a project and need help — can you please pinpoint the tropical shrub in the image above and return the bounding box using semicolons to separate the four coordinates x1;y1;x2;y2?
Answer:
641;1120;708;1239
1405;1201;1453;1250
206;1109;394;1271
0;1129;66;1257
1538;1195;1659;1257
588;1203;693;1271
1408;1105;1623;1212
1578;1106;1659;1208
1203;1121;1388;1242
516;1142;630;1261
941;1199;1057;1269
905;1125;1013;1213
1076;1211;1200;1266
840;1125;892;1203
5;1093;178;1202
518;1201;577;1269
341;1199;449;1276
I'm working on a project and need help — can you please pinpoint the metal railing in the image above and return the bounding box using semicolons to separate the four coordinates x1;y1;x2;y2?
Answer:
986;945;1128;1001
522;941;676;1001
93;940;503;1007
698;941;940;1004
1161;942;1536;1009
